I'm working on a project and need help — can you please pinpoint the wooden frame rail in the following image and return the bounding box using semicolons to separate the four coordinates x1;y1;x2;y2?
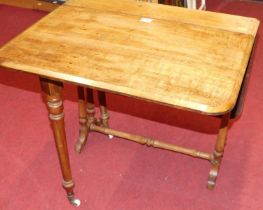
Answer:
90;124;212;160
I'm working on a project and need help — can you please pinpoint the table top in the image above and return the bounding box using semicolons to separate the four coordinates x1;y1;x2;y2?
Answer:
0;0;259;115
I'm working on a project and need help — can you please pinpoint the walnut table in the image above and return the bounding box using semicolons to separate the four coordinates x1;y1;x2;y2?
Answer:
0;0;259;206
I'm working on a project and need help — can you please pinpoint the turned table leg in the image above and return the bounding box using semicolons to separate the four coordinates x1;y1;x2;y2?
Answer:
98;91;109;128
40;78;80;206
75;87;96;153
208;112;230;189
98;91;113;139
75;86;88;153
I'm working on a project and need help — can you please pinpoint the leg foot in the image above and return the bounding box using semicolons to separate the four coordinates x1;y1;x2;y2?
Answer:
67;193;81;207
208;165;218;190
75;126;88;153
207;151;222;190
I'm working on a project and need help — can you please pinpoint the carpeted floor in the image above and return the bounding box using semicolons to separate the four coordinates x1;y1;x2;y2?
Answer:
0;1;262;209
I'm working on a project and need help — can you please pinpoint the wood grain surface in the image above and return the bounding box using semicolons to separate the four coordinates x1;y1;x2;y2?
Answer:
0;0;259;115
0;0;58;11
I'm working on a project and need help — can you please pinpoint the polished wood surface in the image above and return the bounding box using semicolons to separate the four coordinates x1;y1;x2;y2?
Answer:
0;0;58;11
66;0;258;35
0;0;259;115
0;0;158;11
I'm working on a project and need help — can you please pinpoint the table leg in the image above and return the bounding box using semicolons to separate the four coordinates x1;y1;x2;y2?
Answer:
75;86;88;153
75;87;96;153
98;91;113;139
40;78;80;206
208;112;230;189
98;91;110;127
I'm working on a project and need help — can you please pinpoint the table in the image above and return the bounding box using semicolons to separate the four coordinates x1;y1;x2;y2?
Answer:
0;0;259;206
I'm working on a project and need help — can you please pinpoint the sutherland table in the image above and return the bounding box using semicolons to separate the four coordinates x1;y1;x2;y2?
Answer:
0;0;260;206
